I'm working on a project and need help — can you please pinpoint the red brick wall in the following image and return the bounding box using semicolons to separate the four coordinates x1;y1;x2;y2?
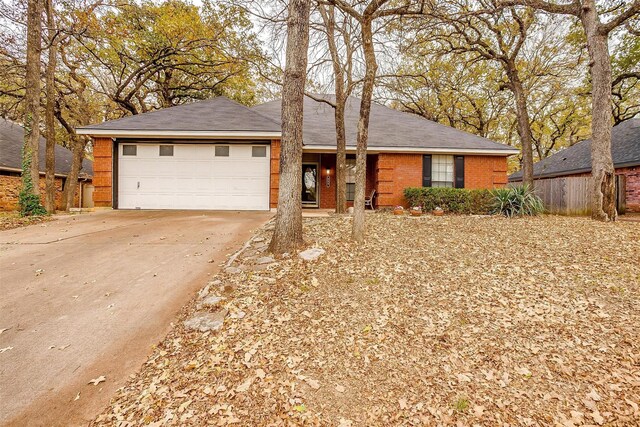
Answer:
464;156;508;189
374;153;509;208
318;154;378;210
0;175;81;211
377;153;423;208
319;154;336;209
270;139;280;209
618;166;640;213
92;137;113;208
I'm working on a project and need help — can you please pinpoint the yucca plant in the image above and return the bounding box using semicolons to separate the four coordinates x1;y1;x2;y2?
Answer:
492;185;544;217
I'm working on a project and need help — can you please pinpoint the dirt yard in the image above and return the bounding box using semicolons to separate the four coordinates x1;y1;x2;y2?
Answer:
0;212;53;230
93;214;640;426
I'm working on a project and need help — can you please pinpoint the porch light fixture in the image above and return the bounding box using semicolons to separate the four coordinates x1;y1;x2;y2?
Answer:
326;167;331;187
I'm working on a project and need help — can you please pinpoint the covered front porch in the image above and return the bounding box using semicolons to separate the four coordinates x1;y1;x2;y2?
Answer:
301;152;379;210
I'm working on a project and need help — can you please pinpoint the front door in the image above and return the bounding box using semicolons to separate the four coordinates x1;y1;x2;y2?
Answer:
302;163;319;207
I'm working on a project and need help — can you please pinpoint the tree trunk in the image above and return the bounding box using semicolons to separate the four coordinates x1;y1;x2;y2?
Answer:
63;135;84;210
23;0;43;199
352;18;377;243
506;61;535;187
44;0;57;213
335;96;347;214
269;0;310;254
581;0;617;221
321;4;347;214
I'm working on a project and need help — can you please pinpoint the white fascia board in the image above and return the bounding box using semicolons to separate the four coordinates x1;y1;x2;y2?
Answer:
302;145;520;156
75;129;282;139
1;165;73;178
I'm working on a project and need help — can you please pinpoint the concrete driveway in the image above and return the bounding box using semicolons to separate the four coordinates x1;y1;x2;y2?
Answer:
0;210;272;426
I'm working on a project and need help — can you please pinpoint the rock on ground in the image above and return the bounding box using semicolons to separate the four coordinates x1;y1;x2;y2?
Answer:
299;248;325;261
183;310;227;332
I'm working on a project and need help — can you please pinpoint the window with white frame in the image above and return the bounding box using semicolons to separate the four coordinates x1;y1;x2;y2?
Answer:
431;155;454;187
159;145;174;156
122;145;137;156
252;146;267;157
345;158;356;201
215;145;230;157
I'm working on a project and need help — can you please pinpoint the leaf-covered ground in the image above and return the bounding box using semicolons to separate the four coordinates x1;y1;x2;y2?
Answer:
93;214;640;426
0;212;52;230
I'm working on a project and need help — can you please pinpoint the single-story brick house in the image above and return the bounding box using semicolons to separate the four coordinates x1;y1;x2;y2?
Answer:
509;119;640;213
0;118;94;211
76;96;518;210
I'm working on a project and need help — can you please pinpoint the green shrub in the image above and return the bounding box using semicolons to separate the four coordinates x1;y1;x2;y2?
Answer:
18;138;47;217
18;191;47;217
403;187;493;214
491;184;544;217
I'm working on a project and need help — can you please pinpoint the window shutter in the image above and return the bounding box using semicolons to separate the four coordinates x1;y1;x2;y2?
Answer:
422;155;432;187
454;156;465;188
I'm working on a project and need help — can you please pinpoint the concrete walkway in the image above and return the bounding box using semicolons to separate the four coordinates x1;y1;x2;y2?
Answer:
0;210;272;426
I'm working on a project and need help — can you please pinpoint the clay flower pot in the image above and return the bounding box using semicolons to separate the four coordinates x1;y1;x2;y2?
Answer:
410;210;422;217
432;209;444;216
393;209;404;215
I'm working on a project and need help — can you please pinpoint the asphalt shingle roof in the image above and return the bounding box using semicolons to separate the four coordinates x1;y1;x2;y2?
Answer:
0;118;93;177
252;95;517;152
77;96;281;133
76;95;516;153
509;118;640;181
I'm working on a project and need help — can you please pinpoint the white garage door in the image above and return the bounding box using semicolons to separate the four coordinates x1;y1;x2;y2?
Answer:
118;143;270;210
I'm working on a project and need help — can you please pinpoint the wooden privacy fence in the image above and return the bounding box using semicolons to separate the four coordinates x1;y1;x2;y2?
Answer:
516;175;626;216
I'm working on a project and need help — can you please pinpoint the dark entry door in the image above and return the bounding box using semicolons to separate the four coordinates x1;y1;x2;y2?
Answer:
302;163;319;207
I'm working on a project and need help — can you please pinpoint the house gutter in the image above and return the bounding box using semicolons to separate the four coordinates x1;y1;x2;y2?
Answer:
302;145;520;156
1;166;72;178
75;129;282;139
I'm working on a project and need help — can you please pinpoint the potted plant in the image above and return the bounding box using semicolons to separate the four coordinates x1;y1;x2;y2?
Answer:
432;206;444;216
393;206;404;215
410;206;422;216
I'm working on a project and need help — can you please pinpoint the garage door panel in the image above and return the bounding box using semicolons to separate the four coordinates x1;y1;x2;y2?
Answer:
118;143;270;210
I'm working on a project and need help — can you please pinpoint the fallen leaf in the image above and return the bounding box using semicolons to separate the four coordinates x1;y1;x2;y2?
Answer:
587;390;602;402
591;411;604;425
516;367;532;377
474;405;485;417
457;373;472;382
582;399;598;411
305;378;320;390
399;398;408;410
235;378;252;393
178;400;192;413
88;375;106;385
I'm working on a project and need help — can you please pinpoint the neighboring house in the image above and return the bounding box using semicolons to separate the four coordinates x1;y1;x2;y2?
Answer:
509;119;640;213
0;118;94;211
76;95;518;211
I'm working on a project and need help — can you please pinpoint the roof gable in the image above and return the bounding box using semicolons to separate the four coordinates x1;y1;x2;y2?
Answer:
510;118;640;180
0;119;93;177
